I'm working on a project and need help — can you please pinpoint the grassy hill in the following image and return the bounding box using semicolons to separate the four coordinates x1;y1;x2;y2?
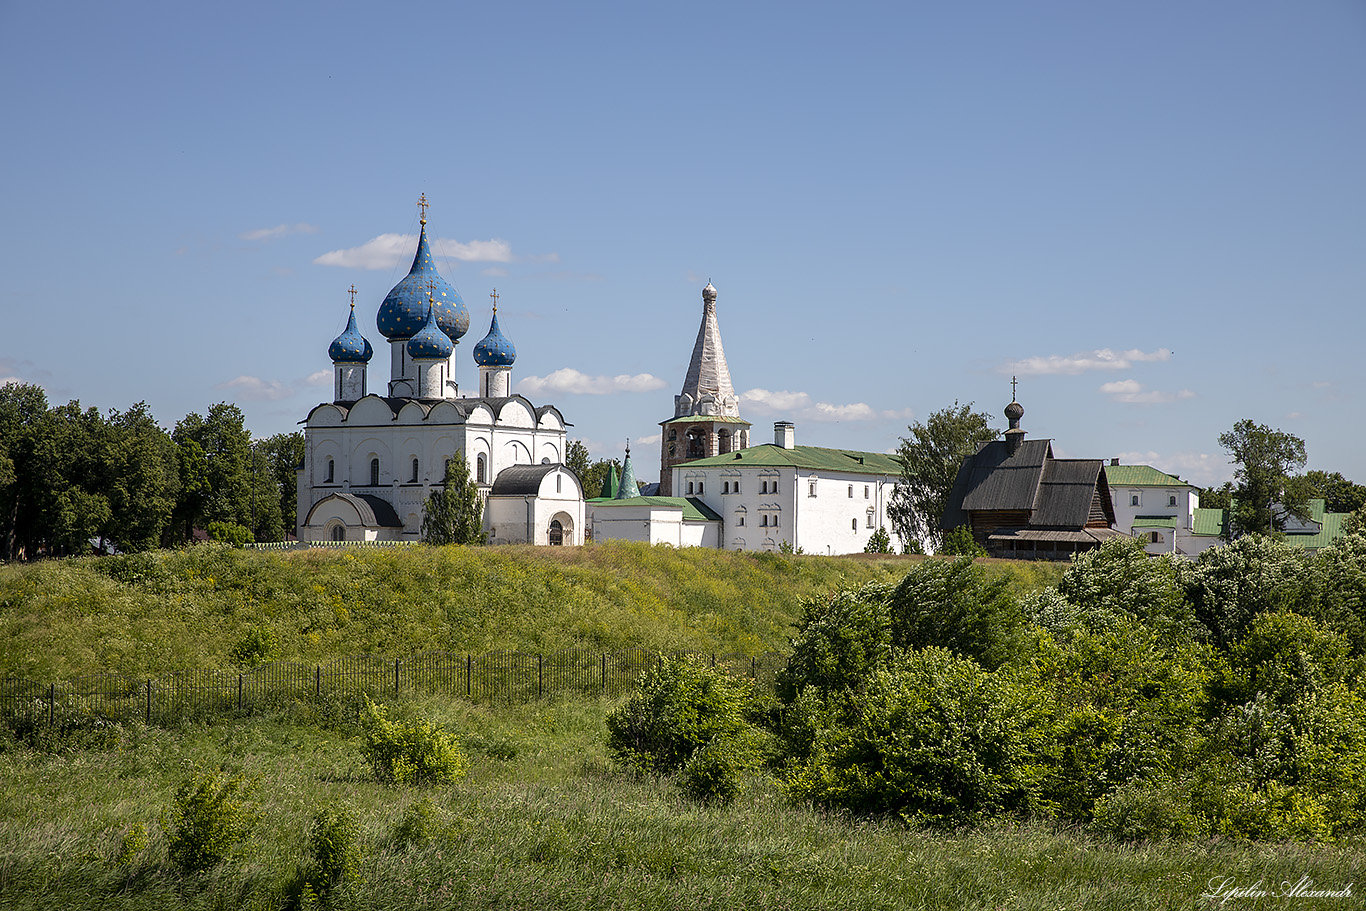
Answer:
0;542;1062;682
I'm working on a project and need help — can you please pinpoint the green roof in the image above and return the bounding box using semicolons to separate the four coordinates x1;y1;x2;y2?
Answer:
681;443;901;475
1132;515;1178;528
587;496;722;522
660;415;751;426
1103;465;1189;488
1193;508;1226;537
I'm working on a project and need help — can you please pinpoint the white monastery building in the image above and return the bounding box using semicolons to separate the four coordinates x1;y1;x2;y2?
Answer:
587;283;904;555
297;200;584;545
1102;462;1221;557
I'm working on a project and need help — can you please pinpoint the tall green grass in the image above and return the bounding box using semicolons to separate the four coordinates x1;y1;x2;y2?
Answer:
0;697;1358;911
0;543;1057;682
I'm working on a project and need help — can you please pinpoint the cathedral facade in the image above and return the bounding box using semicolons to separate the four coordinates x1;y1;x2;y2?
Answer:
296;203;584;545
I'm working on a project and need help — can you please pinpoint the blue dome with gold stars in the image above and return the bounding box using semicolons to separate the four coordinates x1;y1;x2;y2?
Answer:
376;218;470;342
472;309;516;368
328;305;373;364
406;298;454;361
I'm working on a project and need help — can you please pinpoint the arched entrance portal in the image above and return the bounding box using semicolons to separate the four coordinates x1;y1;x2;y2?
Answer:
547;511;575;546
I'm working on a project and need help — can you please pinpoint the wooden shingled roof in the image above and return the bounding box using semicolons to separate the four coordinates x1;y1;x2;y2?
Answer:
940;438;1118;533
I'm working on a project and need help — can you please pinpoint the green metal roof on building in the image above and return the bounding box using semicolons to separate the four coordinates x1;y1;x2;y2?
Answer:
660;414;751;426
1132;515;1178;528
587;496;722;522
1193;508;1226;537
680;443;901;475
1103;465;1189;488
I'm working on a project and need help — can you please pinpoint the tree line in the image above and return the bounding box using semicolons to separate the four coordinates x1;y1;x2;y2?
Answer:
0;383;302;559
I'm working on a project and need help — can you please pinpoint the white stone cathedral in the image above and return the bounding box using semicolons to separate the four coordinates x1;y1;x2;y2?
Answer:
296;202;584;545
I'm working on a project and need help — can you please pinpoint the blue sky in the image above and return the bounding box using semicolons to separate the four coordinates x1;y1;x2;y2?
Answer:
2;1;1362;488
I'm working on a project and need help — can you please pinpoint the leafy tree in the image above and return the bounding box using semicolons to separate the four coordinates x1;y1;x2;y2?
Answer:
1218;419;1308;535
889;402;998;552
422;451;484;545
257;432;305;538
0;383;50;559
102;403;178;552
1199;481;1234;513
172;403;252;539
776;583;895;701
1300;469;1366;515
564;439;592;484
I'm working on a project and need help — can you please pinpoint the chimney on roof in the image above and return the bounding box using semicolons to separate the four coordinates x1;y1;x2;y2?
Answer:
1111;458;1120;466
775;421;795;449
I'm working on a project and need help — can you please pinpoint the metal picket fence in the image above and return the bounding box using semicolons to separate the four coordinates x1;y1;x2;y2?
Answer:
1;649;788;730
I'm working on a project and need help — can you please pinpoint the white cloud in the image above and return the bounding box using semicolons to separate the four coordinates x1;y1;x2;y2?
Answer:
635;433;662;446
517;368;667;396
1004;348;1173;376
740;389;912;423
240;223;319;242
1098;379;1195;404
0;376;25;387
481;267;509;277
216;375;294;401
304;370;331;387
314;233;514;270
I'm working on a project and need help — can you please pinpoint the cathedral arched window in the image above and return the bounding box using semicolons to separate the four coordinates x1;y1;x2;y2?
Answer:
330;524;345;542
325;459;334;483
370;458;380;487
477;454;487;484
411;458;419;483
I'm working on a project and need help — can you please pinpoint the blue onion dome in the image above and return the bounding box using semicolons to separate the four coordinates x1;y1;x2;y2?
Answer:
472;307;516;368
328;303;373;363
406;296;454;360
376;217;470;342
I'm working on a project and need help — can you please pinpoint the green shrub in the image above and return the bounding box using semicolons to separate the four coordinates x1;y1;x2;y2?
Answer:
1312;533;1366;655
1093;778;1201;841
114;822;148;866
206;521;251;547
360;699;468;786
787;648;1034;826
303;805;362;896
391;797;451;848
161;765;261;871
776;584;894;701
939;525;985;557
1014;620;1214;823
230;624;275;668
606;654;757;776
678;737;746;804
1183;535;1319;648
863;527;892;554
887;558;1022;669
1057;538;1190;629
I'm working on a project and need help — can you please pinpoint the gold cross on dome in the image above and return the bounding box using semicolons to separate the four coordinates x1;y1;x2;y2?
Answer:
1011;375;1018;400
417;193;429;220
347;284;357;308
490;288;499;312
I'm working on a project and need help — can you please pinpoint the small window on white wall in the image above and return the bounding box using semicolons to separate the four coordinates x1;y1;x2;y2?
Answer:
1130;494;1140;507
848;485;853;498
809;481;817;497
326;459;334;483
411;458;419;483
687;481;694;494
761;481;768;494
370;458;380;487
851;518;857;531
1168;495;1178;507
